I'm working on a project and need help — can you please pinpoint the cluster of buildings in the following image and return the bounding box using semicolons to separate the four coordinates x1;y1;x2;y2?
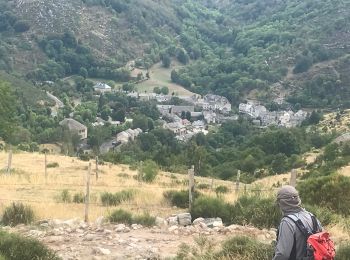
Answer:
155;94;235;141
116;128;143;144
238;101;308;128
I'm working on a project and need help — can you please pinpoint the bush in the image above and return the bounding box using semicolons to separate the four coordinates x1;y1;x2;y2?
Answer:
215;185;229;196
47;162;59;168
217;236;273;260
298;175;350;216
133;212;156;227
138;160;159;183
100;190;135;206
304;204;339;226
0;231;59;260
73;192;85;203
109;209;133;224
197;183;210;190
336;243;350;260
191;196;231;224
13;20;30;32
58;189;71;203
1;203;35;226
229;196;281;229
163;190;201;208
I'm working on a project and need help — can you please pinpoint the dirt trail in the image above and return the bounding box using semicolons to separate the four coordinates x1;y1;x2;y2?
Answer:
6;220;275;260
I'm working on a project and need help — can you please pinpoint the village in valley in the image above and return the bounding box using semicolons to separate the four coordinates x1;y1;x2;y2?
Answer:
54;76;309;155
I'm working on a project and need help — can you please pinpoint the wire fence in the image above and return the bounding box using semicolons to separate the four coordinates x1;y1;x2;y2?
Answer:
0;151;294;220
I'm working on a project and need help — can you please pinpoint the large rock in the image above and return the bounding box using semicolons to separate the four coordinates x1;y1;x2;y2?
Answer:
177;213;191;226
95;216;105;227
155;217;167;227
167;216;178;226
193;218;205;225
204;218;223;228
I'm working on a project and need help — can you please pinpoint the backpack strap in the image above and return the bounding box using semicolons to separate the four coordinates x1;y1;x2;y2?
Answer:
285;214;313;237
310;215;319;234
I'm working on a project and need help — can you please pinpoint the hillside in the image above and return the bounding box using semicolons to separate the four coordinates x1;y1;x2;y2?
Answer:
0;0;349;108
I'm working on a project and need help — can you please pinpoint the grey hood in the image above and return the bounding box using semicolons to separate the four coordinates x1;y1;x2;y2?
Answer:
277;185;302;215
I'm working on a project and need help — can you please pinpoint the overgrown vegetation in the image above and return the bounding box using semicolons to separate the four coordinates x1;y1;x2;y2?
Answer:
0;231;60;260
1;203;35;226
298;175;350;216
100;189;135;206
163;190;201;209
108;209;156;227
108;119;331;181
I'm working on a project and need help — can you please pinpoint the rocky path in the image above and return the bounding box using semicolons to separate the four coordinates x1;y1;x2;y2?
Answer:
2;217;276;260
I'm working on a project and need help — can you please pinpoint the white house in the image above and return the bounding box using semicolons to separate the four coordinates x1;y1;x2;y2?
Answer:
93;82;112;93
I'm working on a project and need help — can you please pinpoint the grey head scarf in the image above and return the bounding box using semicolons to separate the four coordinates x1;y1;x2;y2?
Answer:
276;185;302;215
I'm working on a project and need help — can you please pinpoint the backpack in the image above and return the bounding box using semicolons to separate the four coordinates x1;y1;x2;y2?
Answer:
286;214;336;260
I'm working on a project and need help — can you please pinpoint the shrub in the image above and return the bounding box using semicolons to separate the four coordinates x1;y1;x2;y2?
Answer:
217;236;273;260
73;192;85;203
0;231;59;260
58;189;71;203
133;212;156;227
13;20;30;32
197;183;210;190
215;185;229;196
304;204;339;226
138;160;158;182
100;190;135;206
336;243;350;260
298;175;350;216
191;196;231;224
109;209;132;224
101;192;119;206
47;162;59;168
229;196;281;229
163;190;201;208
1;203;35;226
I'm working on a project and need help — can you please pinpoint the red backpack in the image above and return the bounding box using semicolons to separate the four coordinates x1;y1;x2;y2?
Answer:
286;214;336;260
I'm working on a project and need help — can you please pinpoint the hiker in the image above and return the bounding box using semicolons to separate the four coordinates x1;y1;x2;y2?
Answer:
273;185;322;260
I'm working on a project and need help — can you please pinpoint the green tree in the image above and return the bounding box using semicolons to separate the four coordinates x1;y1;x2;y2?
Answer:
153;87;161;94
0;81;16;140
13;20;30;32
161;54;171;68
160;86;169;95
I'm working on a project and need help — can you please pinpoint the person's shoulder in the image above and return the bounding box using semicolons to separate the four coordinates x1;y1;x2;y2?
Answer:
280;216;297;228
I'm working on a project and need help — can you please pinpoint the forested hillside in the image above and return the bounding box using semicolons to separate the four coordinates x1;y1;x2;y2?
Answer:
0;0;350;107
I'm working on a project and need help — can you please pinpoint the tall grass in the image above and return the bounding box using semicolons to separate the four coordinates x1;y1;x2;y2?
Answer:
0;231;60;260
1;203;35;226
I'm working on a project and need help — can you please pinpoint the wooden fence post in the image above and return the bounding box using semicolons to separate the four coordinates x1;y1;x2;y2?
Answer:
188;165;195;211
45;152;47;184
95;156;99;181
235;170;241;193
290;169;297;187
84;162;91;223
6;150;12;174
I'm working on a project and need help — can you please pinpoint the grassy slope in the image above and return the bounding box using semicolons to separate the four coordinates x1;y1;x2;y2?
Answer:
135;62;195;96
0;151;237;220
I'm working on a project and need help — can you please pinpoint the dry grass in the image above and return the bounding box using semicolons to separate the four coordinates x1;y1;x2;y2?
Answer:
0;152;241;221
0;152;349;242
135;62;195;96
318;109;350;133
